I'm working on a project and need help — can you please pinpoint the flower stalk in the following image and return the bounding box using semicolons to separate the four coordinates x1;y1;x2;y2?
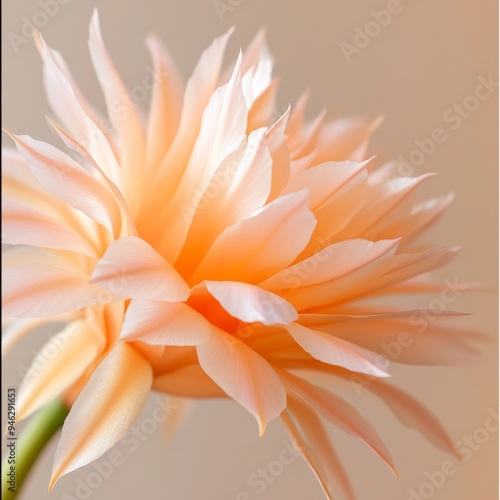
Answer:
2;399;69;499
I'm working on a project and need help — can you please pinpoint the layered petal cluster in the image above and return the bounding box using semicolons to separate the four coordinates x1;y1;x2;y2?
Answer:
2;11;476;498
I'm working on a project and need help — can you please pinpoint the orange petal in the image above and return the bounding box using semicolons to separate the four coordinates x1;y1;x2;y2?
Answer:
191;190;316;284
2;199;97;257
121;300;213;345
265;105;291;200
175;128;273;276
17;319;101;421
261;238;400;293
367;379;460;457
49;343;152;490
34;32;120;182
3;263;111;318
281;393;355;500
139;28;234;227
154;52;248;262
145;35;183;171
8;132;121;236
88;10;145;206
196;330;286;434
90;236;190;301
204;280;298;325
285;322;389;377
279;370;397;478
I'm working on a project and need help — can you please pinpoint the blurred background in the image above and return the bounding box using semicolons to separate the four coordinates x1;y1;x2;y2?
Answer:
2;0;498;499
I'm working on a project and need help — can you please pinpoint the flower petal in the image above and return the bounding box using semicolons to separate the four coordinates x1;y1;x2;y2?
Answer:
174;129;273;277
153;52;248;261
261;238;400;293
204;281;298;325
89;10;145;203
49;343;152;490
196;330;286;434
139;29;234;226
34;33;120;183
8;133;121;236
144;36;183;166
367;379;459;457
90;236;190;301
279;370;397;478
191;190;316;284
285;322;389;377
2;199;97;257
3;264;110;318
17;320;101;421
281;393;355;500
121;300;213;345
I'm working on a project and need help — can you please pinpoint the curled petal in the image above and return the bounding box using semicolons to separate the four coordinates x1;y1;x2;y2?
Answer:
204;280;298;326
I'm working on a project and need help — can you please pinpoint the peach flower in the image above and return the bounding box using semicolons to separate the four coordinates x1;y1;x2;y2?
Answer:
2;10;476;499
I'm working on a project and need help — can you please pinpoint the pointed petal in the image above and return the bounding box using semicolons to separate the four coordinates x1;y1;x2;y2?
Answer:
141;29;233;223
89;10;145;201
154;52;248;262
299;312;481;366
3;264;111;318
8;133;121;236
191;191;316;284
121;300;213;345
281;393;356;500
285;322;389;377
261;238;400;294
367;379;459;457
145;35;183;170
34;34;121;184
204;281;298;325
174;129;273;277
50;343;152;490
196;330;286;434
281;159;371;210
90;236;190;301
2;199;97;257
265;106;291;200
280;370;397;477
17;320;101;421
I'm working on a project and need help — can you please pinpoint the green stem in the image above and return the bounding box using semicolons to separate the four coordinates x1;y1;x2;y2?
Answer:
2;399;70;500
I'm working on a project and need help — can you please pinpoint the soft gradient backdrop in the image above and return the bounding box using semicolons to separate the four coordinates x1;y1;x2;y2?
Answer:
2;0;498;499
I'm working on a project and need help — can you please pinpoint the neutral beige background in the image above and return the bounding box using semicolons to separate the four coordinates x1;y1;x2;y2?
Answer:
2;0;498;499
